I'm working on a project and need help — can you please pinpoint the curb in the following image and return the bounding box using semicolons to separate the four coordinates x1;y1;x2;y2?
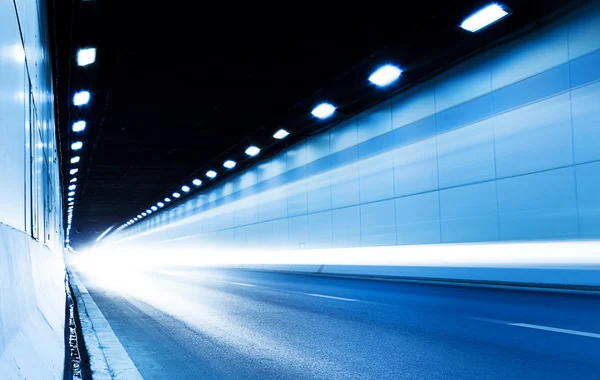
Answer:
68;270;143;379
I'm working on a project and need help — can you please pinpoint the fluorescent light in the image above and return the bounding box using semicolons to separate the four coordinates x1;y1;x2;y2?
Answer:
460;4;509;32
164;197;171;202
173;192;181;198
68;191;75;196
368;64;402;87
71;156;80;164
70;169;78;175
245;146;260;156
68;202;74;205
141;212;147;216
192;179;202;186
71;141;83;150
68;184;76;190
223;160;236;169
181;185;190;192
137;214;142;218
146;209;152;214
73;91;90;106
151;206;158;211
206;170;217;178
68;197;74;201
77;48;96;66
157;202;164;207
311;103;335;119
70;178;77;183
72;121;86;132
273;129;289;139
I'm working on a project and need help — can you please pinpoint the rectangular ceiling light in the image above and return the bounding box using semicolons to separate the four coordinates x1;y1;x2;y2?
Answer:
71;141;83;150
72;121;86;132
68;184;76;190
70;178;77;183
151;206;158;211
181;185;190;192
192;179;202;186
70;156;80;164
223;160;236;169
157;202;164;207
311;103;336;119
245;146;260;156
273;129;289;139
173;192;181;198
206;170;217;178
68;191;75;196
70;168;78;175
77;48;96;66
73;91;90;106
368;64;402;87
164;197;171;202
460;4;509;33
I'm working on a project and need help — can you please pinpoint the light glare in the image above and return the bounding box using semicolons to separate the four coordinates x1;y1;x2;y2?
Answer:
311;103;335;119
460;4;509;32
77;48;96;66
245;146;260;156
368;64;402;87
73;91;90;106
72;121;86;132
273;129;289;139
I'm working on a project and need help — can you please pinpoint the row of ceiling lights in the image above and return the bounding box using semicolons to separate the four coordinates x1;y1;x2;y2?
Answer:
112;3;510;234
65;47;97;245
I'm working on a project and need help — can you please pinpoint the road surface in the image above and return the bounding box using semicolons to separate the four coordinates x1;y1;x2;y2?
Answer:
76;267;600;379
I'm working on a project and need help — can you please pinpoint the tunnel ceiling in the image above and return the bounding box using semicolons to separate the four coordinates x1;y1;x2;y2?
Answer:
49;0;577;249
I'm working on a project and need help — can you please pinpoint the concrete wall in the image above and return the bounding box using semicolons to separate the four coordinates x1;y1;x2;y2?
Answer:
104;3;600;284
0;0;66;378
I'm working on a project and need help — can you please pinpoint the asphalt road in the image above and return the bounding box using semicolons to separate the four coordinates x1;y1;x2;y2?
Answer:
77;268;600;379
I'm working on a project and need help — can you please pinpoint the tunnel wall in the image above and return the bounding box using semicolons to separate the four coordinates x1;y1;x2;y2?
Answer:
0;0;66;378
106;3;600;283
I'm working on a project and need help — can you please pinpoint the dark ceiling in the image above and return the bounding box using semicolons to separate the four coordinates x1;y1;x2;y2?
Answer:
49;0;578;249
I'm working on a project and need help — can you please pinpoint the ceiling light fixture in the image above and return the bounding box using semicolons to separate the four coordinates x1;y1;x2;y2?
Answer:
273;129;289;139
245;146;260;156
311;103;336;119
223;160;236;169
72;121;86;132
73;91;90;106
368;64;402;87
460;3;510;32
77;48;96;66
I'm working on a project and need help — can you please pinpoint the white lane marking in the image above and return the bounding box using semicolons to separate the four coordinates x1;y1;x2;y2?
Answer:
507;323;600;339
306;293;358;302
227;282;256;287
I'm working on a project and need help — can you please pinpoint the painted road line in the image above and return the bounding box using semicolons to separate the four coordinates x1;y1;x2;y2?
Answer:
508;323;600;339
227;282;256;287
306;293;358;302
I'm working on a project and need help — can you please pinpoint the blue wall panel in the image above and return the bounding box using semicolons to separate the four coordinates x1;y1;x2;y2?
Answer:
109;3;600;252
571;80;600;164
440;181;499;243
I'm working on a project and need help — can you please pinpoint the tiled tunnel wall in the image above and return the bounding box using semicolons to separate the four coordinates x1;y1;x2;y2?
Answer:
107;2;600;251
